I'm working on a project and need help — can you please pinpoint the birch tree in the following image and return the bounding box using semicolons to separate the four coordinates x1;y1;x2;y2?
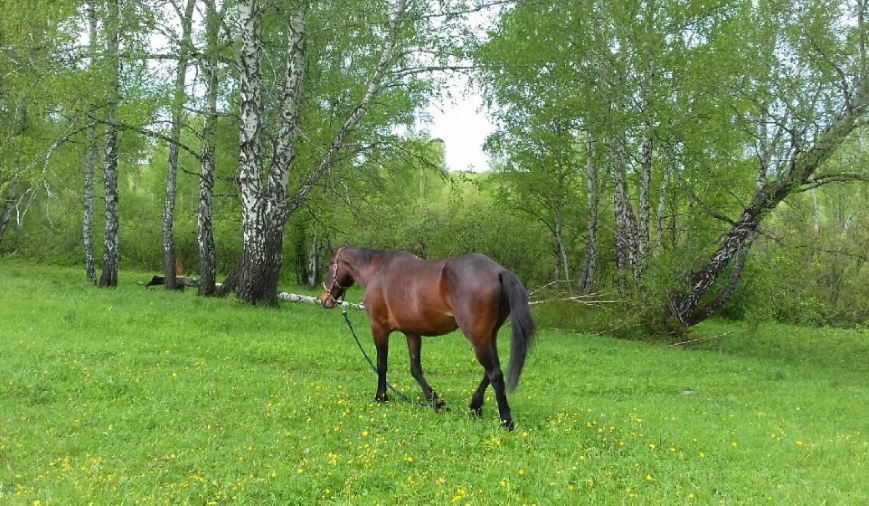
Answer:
160;0;197;290
83;0;99;284
196;0;222;296
233;0;449;304
99;0;121;288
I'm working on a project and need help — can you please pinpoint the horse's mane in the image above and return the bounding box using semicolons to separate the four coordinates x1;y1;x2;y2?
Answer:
356;247;414;263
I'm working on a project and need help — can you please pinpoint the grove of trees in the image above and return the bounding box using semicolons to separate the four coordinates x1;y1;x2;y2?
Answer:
2;0;868;338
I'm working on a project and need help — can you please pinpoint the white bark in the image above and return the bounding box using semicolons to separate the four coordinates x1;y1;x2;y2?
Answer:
578;134;598;294
162;0;197;290
197;0;220;297
82;0;98;284
0;178;17;252
236;0;267;303
654;150;671;258
99;0;121;288
307;227;319;288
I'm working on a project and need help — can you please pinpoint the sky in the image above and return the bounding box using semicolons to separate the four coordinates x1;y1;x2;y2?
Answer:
424;89;495;173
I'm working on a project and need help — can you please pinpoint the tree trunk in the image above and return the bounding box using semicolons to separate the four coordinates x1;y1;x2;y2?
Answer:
0;178;17;252
82;0;98;284
578;134;598;294
553;207;569;285
236;0;268;304
196;0;220;297
609;134;641;276
637;132;652;268
654;143;672;258
263;6;308;302
99;0;121;288
670;72;869;327
162;0;197;291
255;0;408;302
306;227;319;289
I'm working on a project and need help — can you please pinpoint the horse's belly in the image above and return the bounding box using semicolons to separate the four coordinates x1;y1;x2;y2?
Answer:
390;312;457;337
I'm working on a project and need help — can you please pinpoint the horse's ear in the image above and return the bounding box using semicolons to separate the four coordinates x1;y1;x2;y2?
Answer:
328;241;337;254
342;241;350;248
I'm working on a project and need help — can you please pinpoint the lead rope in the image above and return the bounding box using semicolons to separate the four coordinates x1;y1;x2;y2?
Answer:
340;304;427;407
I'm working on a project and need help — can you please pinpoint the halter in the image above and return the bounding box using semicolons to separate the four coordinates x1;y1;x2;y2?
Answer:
322;247;351;305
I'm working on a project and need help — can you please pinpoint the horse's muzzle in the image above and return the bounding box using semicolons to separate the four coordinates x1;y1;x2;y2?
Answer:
320;292;336;309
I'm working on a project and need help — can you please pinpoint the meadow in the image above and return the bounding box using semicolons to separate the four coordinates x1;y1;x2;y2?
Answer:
1;261;868;505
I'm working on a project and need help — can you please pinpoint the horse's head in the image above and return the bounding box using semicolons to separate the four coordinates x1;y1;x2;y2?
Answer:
320;242;354;309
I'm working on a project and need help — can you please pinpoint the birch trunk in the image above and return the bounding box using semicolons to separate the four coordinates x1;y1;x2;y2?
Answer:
671;72;869;326
263;6;308;302
306;228;319;289
197;0;219;297
0;178;17;252
578;134;598;294
99;0;121;288
162;0;197;290
653;147;671;258
256;0;409;302
82;0;98;284
553;207;570;285
236;0;268;304
637;133;652;268
811;189;821;234
609;135;641;275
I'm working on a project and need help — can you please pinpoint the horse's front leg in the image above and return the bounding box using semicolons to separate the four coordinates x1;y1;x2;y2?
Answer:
405;333;446;411
372;324;391;403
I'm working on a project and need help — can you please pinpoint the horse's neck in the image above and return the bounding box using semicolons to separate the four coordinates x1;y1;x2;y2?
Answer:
347;250;386;289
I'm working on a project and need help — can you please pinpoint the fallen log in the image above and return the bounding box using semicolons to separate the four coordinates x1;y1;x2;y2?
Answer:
143;275;365;310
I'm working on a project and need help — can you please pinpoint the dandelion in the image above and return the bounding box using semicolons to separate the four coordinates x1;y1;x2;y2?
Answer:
451;487;468;503
795;441;804;447
731;442;738;448
699;452;705;458
645;475;653;482
172;372;178;378
518;469;526;477
404;455;414;463
649;443;656;450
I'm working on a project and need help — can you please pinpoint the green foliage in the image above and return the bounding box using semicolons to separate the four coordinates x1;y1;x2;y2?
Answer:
2;263;869;504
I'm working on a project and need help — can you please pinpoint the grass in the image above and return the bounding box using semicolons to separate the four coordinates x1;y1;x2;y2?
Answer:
1;260;868;505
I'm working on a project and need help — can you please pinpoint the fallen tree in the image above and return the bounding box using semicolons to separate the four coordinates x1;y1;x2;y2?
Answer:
143;275;365;310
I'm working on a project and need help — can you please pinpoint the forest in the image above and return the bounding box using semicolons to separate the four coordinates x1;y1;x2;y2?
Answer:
2;0;869;337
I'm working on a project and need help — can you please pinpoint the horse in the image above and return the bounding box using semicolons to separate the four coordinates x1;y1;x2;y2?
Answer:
319;242;536;430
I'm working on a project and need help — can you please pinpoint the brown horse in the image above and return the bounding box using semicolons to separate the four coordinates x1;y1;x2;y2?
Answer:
319;243;536;430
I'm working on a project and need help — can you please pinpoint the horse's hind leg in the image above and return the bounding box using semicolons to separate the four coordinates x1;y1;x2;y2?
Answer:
405;333;446;410
469;374;490;417
472;341;514;430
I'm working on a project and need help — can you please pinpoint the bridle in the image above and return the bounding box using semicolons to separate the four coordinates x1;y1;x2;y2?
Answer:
322;247;351;305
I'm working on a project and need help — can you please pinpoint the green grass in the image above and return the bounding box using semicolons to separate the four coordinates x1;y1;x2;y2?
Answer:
1;260;868;505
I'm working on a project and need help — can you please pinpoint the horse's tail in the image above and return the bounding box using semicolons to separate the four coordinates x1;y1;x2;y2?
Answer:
500;270;536;392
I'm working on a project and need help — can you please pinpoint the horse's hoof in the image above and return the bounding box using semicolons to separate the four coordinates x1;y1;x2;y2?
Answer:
432;398;447;412
374;394;389;404
469;406;483;418
501;418;515;431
